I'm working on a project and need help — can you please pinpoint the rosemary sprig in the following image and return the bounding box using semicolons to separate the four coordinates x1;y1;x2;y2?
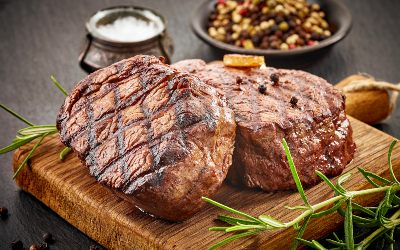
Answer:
0;76;71;178
204;139;400;249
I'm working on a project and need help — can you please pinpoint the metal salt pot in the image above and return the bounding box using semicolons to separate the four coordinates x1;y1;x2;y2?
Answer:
79;6;173;73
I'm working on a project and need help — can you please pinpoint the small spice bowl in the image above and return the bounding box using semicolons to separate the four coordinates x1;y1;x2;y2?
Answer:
79;6;173;73
191;0;351;57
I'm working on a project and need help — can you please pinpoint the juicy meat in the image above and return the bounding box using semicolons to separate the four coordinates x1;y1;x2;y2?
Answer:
56;55;236;221
173;60;356;191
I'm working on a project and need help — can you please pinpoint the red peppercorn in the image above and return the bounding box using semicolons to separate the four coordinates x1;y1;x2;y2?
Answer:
239;8;248;16
217;0;226;5
289;44;297;49
307;40;316;46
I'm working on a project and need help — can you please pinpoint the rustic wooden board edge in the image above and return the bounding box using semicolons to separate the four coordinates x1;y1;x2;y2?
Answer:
13;142;159;250
11;117;400;249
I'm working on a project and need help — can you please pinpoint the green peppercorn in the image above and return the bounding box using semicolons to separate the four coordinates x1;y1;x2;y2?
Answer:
279;21;289;31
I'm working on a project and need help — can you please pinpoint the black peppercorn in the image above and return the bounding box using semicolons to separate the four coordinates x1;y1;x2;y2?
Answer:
270;24;279;33
42;233;54;244
251;35;261;45
236;76;243;84
258;84;267;94
290;96;298;107
311;32;320;41
11;240;23;250
89;245;100;250
0;207;8;219
270;73;279;85
37;242;49;250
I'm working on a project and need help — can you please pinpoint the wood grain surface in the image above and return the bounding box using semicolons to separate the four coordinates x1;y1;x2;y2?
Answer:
12;117;400;249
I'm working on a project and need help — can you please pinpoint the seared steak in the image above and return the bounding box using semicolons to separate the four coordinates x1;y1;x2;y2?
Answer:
56;55;236;221
173;60;356;191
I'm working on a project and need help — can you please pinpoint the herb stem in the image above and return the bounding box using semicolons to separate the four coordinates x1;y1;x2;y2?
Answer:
286;184;398;228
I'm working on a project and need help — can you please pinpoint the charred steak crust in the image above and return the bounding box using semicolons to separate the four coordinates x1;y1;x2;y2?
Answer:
173;60;356;191
57;55;236;221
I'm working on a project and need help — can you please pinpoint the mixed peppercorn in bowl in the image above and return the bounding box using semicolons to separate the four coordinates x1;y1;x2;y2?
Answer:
191;0;352;56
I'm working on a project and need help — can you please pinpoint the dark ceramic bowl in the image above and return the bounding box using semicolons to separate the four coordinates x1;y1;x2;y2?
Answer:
191;0;352;57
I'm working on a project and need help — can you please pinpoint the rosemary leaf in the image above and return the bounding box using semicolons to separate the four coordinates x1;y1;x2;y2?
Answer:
209;227;230;231
0;103;34;126
333;232;342;242
336;173;352;194
202;197;260;223
316;170;345;196
13;134;47;179
352;202;376;217
207;231;259;250
384;230;395;244
225;224;265;232
388;140;399;184
295;238;327;250
284;205;309;210
0;134;40;154
358;167;392;187
311;240;328;250
18;125;57;136
282;138;310;207
217;215;259;226
326;238;346;247
258;215;285;228
50;75;68;96
60;147;72;161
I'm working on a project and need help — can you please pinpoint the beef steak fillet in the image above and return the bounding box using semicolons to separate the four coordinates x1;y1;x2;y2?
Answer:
173;60;356;191
56;55;236;221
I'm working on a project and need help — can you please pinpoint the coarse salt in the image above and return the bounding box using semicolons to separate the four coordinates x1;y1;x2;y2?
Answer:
97;11;164;42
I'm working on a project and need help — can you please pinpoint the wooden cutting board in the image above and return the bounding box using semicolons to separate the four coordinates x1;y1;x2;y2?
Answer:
12;117;400;249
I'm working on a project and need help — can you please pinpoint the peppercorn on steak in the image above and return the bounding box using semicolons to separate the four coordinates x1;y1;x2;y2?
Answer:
56;55;236;221
173;60;356;191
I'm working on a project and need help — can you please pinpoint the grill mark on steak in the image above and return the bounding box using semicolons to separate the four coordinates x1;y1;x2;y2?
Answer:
113;87;130;186
86;97;98;176
57;55;237;221
62;73;180;148
173;59;355;192
89;103;211;180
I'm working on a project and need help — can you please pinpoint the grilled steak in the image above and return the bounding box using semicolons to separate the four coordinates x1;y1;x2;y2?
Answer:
56;55;236;221
173;60;356;191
